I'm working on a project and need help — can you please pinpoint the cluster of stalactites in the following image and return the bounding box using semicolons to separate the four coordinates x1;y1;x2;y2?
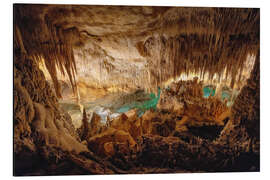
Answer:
160;8;259;41
14;6;260;96
136;30;258;93
14;5;77;98
133;8;260;92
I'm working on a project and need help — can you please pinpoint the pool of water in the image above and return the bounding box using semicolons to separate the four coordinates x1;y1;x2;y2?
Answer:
116;87;161;117
222;90;231;101
203;86;216;98
60;88;161;126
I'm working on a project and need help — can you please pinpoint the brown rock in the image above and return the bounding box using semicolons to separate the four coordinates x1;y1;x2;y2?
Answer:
87;128;137;157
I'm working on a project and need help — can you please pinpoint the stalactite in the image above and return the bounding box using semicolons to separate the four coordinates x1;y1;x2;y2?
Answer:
14;5;259;95
14;5;78;98
142;20;259;91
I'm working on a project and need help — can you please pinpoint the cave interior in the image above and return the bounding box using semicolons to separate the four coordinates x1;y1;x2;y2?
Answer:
13;4;260;175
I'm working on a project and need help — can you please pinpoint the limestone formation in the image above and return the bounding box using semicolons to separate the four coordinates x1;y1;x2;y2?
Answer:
13;4;260;175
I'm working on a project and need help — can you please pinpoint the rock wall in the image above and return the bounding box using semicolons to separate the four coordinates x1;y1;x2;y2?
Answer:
232;52;260;139
212;54;260;173
14;53;121;175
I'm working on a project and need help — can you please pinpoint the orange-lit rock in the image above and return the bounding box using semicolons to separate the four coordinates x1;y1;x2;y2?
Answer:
87;128;137;157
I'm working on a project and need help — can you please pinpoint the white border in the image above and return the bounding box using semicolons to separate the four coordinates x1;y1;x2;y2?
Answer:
1;0;269;180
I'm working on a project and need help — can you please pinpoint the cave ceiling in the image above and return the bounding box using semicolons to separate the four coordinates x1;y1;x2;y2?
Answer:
14;5;260;97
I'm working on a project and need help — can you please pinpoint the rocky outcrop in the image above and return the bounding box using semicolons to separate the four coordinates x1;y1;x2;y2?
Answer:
14;53;124;175
87;128;138;158
217;52;260;154
232;53;260;139
158;78;230;126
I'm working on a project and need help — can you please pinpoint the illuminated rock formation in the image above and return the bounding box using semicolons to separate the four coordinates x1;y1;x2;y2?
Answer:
13;4;260;175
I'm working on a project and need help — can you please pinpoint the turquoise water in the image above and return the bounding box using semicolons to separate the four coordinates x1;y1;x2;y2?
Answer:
116;87;161;117
117;105;132;113
203;85;234;107
221;91;231;101
203;86;216;98
221;89;234;107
